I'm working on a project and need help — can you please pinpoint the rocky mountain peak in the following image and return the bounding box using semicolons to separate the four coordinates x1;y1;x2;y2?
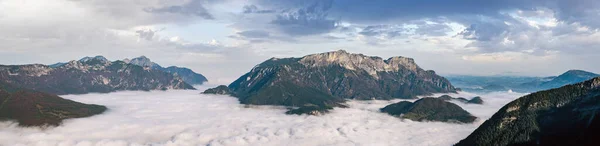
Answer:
299;50;420;77
130;56;160;68
385;56;418;72
587;77;600;89
79;56;109;63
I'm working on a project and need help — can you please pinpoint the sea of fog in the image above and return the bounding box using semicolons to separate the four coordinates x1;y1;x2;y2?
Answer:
0;88;526;146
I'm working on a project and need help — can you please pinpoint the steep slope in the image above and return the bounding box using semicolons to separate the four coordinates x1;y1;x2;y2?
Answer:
1;56;194;95
222;50;456;113
0;81;106;126
456;77;600;146
127;56;208;85
380;98;476;123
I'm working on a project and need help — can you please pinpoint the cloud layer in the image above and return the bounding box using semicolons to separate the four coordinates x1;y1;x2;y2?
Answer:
0;89;525;146
1;0;599;82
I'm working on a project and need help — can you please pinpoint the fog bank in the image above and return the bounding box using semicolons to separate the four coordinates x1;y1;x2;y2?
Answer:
0;90;525;146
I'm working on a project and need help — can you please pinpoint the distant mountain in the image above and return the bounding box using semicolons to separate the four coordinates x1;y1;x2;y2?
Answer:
445;75;543;93
206;50;457;115
456;77;600;146
437;95;483;104
380;98;476;123
536;70;599;89
0;56;194;95
447;70;599;93
126;56;207;85
0;81;106;126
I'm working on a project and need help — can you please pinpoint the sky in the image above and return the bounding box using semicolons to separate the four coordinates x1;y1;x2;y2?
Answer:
1;0;599;84
0;89;526;146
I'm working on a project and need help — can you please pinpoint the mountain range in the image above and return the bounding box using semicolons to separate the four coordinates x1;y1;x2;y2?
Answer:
446;70;599;93
205;50;457;115
124;56;208;85
456;77;600;145
0;56;196;95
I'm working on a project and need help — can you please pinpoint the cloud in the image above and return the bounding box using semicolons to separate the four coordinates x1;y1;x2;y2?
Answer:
237;30;271;38
143;0;214;19
268;0;338;36
135;28;161;41
0;90;525;146
243;5;276;14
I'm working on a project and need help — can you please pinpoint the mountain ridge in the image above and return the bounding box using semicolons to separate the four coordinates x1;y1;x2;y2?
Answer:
456;77;600;145
0;56;195;95
126;56;208;85
207;50;457;115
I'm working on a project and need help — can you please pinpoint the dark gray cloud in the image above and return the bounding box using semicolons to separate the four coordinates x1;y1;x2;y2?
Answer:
251;0;537;22
248;0;600;39
359;25;404;38
144;0;214;19
268;0;338;36
552;0;600;28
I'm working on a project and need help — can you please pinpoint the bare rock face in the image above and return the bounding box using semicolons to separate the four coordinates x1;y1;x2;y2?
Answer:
225;50;456;115
0;56;194;95
298;50;419;78
456;77;600;146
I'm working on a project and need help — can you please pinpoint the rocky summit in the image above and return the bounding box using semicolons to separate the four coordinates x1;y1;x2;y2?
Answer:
213;50;456;115
380;98;477;123
0;81;106;126
456;77;600;146
0;56;194;95
127;56;208;85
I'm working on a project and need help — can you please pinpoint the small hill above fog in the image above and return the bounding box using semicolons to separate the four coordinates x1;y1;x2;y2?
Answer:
380;98;476;123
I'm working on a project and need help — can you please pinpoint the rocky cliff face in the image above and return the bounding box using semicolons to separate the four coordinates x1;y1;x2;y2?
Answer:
0;81;106;126
456;77;600;146
0;56;194;95
224;50;456;114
